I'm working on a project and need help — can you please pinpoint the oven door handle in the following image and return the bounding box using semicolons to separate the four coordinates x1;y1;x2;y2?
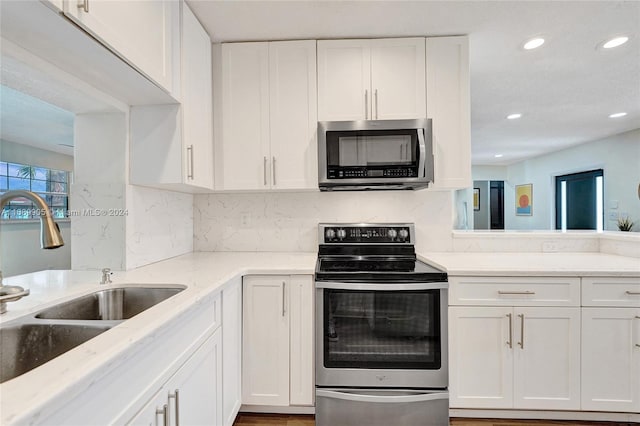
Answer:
316;389;448;404
315;281;447;291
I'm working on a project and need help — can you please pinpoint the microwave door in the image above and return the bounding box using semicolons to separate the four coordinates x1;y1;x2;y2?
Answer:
365;135;412;165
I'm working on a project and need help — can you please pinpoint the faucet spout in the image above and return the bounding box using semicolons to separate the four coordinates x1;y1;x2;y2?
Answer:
1;190;64;249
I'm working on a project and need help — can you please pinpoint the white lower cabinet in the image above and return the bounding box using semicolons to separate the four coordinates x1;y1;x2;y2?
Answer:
129;328;223;426
242;275;314;408
582;308;640;412
449;276;581;411
222;278;243;426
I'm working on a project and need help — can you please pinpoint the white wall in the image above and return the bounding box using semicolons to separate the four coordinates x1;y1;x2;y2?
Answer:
473;128;640;231
0;221;71;276
472;180;490;230
0;139;74;171
194;190;455;253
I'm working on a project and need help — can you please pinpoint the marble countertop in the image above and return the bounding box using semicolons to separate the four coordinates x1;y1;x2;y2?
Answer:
0;252;317;425
2;249;639;423
420;252;640;277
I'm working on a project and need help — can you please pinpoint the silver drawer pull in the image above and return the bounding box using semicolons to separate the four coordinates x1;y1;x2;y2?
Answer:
498;291;536;295
77;0;89;13
626;291;640;295
506;313;513;349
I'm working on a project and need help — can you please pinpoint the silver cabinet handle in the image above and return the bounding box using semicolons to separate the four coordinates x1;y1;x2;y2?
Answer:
374;89;379;119
626;291;640;295
169;390;180;426
263;156;267;186
506;313;513;349
517;314;524;349
282;281;286;317
77;0;89;13
186;145;194;179
156;404;168;426
272;156;276;186
498;291;536;295
364;90;369;120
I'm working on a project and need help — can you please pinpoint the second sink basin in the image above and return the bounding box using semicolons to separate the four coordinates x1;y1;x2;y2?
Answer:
36;286;186;321
0;323;112;383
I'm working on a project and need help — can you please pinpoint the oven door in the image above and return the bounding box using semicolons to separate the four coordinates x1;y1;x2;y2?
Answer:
315;281;448;389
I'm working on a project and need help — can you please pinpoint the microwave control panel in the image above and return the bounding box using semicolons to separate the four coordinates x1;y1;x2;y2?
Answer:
327;167;417;179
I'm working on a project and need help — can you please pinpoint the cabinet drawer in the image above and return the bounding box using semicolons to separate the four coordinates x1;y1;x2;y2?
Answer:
449;276;580;306
582;277;640;307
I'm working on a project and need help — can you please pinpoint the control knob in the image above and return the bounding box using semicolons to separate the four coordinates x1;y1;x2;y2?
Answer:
336;229;347;240
398;229;409;240
325;228;336;240
387;229;398;239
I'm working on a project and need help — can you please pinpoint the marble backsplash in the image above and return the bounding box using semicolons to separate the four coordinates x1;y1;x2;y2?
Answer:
194;190;455;253
125;185;194;269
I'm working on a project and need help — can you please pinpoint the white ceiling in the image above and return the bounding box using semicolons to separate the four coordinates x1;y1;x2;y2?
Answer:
188;0;640;165
0;84;74;155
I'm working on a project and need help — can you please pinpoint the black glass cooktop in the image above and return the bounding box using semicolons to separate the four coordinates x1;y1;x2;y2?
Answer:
315;257;447;283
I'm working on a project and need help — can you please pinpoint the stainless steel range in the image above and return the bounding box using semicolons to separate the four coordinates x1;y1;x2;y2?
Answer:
315;223;449;426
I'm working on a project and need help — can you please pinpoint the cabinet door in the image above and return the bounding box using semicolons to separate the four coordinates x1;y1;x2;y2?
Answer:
220;43;270;190
317;39;371;121
64;0;177;92
513;307;581;410
128;331;222;426
370;38;426;120
449;307;514;409
242;276;290;405
268;40;318;190
222;278;242;426
582;308;640;412
288;275;314;405
182;2;213;189
165;330;222;426
426;36;471;189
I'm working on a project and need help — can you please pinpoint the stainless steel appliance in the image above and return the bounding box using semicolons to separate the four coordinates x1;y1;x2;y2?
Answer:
315;223;449;426
317;119;433;191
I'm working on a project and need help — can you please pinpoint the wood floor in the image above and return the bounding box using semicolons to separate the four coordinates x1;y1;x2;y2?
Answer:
233;413;633;426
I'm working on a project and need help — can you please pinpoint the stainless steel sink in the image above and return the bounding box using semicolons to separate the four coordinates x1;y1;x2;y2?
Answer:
0;323;112;383
35;286;185;321
0;285;186;383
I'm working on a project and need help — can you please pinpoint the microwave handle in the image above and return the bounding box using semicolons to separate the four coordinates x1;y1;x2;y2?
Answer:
417;129;426;178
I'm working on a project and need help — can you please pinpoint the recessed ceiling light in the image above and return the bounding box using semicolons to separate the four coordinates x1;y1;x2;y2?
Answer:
609;112;627;118
506;113;522;120
602;36;629;49
494;154;504;158
523;38;545;50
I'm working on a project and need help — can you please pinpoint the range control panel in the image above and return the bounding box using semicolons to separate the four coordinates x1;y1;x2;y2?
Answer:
320;224;413;244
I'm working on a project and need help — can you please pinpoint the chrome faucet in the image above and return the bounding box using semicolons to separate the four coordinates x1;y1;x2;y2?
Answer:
0;190;65;313
100;268;112;284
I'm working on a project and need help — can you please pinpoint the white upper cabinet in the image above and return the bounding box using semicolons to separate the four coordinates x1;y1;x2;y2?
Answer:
181;2;213;189
426;36;471;190
130;2;214;192
317;38;426;121
63;0;179;94
216;40;317;191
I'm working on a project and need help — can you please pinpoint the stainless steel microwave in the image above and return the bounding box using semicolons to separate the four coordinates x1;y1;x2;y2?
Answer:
318;118;433;191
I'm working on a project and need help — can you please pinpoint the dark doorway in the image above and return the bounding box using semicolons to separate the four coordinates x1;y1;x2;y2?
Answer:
489;181;504;229
555;169;603;230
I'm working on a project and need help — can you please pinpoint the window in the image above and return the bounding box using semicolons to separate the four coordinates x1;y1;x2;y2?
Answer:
0;161;70;220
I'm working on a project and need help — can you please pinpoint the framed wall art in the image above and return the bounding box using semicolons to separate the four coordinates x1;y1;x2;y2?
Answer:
473;188;480;211
516;183;533;216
